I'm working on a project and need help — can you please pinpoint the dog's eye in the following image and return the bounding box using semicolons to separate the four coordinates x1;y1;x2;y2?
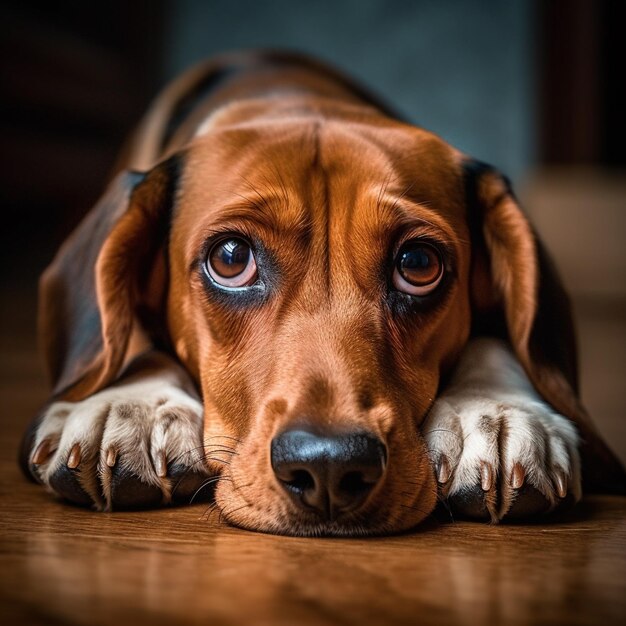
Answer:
393;241;444;296
206;237;258;288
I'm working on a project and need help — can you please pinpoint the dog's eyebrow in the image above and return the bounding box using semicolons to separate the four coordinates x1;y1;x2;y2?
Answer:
212;196;311;235
376;198;461;246
213;199;282;230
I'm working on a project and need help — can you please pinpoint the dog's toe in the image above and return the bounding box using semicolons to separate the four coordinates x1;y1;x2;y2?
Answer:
424;394;582;523
504;483;551;519
108;462;164;509
98;396;207;510
28;377;211;511
47;465;94;506
29;401;107;507
448;485;491;521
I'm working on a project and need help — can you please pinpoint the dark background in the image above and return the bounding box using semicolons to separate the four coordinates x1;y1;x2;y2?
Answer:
1;0;624;313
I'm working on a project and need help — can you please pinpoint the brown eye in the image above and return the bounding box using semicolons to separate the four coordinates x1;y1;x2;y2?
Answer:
393;241;444;296
206;237;257;288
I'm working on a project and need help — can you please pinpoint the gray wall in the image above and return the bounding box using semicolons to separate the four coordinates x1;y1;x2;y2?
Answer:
164;0;534;183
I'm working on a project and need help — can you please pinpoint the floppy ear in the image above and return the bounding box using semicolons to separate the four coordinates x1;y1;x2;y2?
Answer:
39;156;180;402
466;160;625;494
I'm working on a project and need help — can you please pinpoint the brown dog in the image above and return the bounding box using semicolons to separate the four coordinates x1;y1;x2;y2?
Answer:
20;51;624;536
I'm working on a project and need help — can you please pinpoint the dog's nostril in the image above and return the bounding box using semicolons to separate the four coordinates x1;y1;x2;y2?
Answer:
270;429;386;521
338;471;372;497
281;469;316;493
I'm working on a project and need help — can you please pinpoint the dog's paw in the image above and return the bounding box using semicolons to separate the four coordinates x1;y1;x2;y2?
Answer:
423;394;581;522
27;377;211;510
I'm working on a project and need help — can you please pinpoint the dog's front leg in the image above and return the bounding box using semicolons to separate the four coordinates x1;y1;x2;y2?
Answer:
21;352;213;510
423;337;582;522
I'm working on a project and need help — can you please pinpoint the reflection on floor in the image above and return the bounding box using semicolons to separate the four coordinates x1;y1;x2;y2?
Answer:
0;277;624;625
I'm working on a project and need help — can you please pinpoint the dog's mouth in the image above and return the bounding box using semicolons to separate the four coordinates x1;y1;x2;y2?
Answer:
207;427;438;537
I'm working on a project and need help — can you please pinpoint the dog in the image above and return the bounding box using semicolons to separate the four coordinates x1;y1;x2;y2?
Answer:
20;51;624;536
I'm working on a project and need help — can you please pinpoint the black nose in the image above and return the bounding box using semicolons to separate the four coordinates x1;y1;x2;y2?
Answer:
270;429;386;521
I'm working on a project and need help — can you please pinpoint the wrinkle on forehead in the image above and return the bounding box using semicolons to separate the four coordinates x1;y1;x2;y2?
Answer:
176;118;467;292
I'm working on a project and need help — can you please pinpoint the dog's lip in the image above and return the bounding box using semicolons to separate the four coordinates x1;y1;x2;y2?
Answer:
226;507;416;538
218;462;434;536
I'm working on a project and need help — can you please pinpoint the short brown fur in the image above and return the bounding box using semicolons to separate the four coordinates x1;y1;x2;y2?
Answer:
26;51;624;535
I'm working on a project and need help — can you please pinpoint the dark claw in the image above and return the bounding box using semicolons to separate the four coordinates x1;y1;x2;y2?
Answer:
448;484;491;521
48;466;93;506
169;463;214;504
109;464;163;510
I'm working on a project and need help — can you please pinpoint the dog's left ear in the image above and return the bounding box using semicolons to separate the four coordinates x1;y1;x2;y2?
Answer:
39;155;181;402
466;160;625;494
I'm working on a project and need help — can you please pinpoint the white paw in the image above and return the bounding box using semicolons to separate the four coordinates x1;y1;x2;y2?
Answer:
27;374;210;510
423;392;581;521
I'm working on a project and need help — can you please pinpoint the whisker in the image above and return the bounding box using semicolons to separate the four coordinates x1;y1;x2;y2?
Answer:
193;456;232;466
268;163;291;206
170;455;233;498
202;502;220;523
201;448;238;457
240;175;275;214
422;428;463;440
209;503;223;524
376;170;396;212
220;503;250;524
170;452;235;498
171;466;217;498
205;435;242;443
189;475;231;504
199;455;236;466
389;180;416;213
178;450;238;465
232;191;261;210
168;445;237;468
437;496;456;523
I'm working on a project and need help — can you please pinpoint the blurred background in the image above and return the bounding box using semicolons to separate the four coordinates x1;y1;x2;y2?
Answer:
1;0;624;459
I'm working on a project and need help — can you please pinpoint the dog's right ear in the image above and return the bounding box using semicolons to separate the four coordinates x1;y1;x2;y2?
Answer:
466;159;625;494
39;156;181;401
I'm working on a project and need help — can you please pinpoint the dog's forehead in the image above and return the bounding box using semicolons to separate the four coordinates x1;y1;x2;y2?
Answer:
175;119;468;251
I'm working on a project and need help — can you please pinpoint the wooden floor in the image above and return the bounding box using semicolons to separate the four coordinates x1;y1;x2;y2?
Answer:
1;288;624;626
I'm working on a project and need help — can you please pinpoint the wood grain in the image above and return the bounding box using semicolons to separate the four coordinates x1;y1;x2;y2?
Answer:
1;291;624;626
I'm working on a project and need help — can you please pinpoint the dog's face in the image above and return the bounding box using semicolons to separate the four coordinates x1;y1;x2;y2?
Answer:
40;96;587;535
164;112;473;534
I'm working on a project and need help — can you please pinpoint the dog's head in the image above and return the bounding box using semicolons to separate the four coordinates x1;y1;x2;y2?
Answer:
39;100;590;535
